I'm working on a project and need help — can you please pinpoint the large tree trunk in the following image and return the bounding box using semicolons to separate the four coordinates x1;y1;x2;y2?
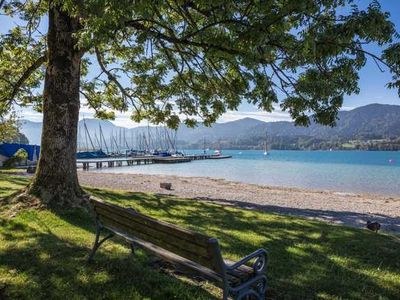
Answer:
29;3;85;207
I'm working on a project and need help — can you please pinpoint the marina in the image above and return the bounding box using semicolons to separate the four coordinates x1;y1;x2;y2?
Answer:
77;154;232;170
75;118;233;171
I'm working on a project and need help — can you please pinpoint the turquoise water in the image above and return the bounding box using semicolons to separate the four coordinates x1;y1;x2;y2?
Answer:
91;150;400;196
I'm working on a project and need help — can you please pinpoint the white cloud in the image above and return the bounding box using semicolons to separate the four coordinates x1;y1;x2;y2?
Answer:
17;105;147;128
19;103;363;128
218;109;291;123
341;106;355;111
21;110;287;125
19;107;291;127
18;96;293;126
18;109;43;122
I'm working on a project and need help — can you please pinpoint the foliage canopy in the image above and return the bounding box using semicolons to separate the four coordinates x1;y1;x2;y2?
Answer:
0;112;20;142
1;0;399;128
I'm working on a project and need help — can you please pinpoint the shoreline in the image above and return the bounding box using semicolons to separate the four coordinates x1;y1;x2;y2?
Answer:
90;168;400;197
78;171;400;233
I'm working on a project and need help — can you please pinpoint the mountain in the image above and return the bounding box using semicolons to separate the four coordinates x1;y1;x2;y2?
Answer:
263;103;400;139
21;116;268;149
176;104;400;150
176;118;266;141
20;120;43;145
20;103;400;150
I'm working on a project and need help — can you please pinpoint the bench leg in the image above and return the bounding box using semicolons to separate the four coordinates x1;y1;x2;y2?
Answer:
87;225;114;263
235;289;260;300
229;275;267;300
222;289;228;300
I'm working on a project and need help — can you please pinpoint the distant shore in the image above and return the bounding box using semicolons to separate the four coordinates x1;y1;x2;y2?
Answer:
79;171;400;233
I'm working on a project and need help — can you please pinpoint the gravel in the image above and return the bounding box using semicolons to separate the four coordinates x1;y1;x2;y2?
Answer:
79;171;400;233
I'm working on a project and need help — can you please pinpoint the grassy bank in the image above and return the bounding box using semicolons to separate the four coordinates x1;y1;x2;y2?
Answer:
0;172;399;299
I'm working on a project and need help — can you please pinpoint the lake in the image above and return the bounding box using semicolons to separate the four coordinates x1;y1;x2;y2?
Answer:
90;150;400;196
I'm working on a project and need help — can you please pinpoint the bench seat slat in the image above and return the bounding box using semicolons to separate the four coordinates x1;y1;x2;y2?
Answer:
93;200;210;245
95;206;210;257
105;225;255;288
106;225;224;286
224;259;253;275
99;214;214;269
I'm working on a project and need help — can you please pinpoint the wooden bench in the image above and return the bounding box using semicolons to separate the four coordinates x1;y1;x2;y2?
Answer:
88;198;268;300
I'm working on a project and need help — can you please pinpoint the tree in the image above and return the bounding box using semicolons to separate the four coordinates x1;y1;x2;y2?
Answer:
11;132;29;144
0;111;29;144
3;147;28;167
0;0;399;207
0;112;19;142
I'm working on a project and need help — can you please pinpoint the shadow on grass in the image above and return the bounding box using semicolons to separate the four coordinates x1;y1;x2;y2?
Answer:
84;188;400;299
0;174;30;186
0;174;30;199
1;183;399;299
0;208;217;300
192;196;400;233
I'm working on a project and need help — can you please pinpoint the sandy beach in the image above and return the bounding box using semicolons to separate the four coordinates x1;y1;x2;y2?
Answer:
79;171;400;233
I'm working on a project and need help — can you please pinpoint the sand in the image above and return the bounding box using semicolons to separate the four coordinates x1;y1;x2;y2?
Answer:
78;171;400;233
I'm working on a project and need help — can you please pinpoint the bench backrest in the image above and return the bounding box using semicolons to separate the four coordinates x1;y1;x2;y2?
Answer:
91;198;224;273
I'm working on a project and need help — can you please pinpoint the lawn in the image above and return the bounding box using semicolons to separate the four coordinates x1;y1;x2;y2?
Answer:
0;172;399;299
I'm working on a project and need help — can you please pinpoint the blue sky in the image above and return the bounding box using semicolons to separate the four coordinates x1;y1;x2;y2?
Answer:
1;0;399;127
339;1;400;106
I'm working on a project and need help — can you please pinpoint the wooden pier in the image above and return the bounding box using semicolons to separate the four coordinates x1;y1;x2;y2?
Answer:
77;154;231;170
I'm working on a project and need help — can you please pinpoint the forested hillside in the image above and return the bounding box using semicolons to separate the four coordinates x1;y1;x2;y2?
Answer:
21;104;400;150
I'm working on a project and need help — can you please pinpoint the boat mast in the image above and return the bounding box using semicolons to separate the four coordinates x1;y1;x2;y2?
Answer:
119;128;122;149
147;123;154;152
124;128;130;150
131;130;134;150
264;130;269;155
99;124;109;154
84;120;89;151
112;132;119;154
77;122;82;151
94;132;101;150
83;119;96;151
110;130;114;153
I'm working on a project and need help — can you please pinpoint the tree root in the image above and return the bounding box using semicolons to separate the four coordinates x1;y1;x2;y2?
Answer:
1;187;91;218
0;188;43;218
26;179;91;210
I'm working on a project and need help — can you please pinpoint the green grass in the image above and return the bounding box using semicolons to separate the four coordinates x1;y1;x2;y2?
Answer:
341;143;356;149
0;172;399;299
0;167;29;174
0;172;29;198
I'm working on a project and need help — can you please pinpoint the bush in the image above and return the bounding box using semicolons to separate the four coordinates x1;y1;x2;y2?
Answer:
3;148;28;167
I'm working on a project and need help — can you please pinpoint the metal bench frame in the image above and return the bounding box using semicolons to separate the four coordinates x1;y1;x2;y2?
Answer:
88;199;268;300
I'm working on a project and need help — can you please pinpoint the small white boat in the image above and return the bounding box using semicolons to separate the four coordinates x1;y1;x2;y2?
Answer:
263;140;269;156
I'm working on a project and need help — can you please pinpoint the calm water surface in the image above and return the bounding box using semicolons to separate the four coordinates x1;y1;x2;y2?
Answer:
91;150;400;196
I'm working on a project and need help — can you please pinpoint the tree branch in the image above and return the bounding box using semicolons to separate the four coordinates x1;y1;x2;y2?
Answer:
2;54;46;104
94;47;139;111
124;20;244;56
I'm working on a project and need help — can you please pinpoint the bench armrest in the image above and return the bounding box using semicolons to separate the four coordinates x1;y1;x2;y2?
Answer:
226;248;268;274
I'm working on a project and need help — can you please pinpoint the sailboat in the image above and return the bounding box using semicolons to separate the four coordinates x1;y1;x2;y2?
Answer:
263;131;269;156
76;118;108;159
263;141;268;156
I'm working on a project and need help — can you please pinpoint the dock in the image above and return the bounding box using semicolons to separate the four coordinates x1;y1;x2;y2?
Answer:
204;155;232;160
77;154;231;170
